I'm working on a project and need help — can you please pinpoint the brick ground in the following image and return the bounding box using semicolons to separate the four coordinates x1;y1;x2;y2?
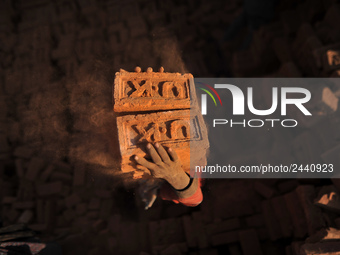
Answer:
1;0;340;255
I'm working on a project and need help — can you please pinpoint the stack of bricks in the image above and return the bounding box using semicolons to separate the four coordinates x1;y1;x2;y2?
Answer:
113;67;209;179
1;0;340;254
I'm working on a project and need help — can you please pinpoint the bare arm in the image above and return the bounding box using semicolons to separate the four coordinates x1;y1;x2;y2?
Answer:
134;143;198;199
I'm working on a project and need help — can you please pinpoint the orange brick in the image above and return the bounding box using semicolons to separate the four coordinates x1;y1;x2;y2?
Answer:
116;109;208;175
113;68;196;112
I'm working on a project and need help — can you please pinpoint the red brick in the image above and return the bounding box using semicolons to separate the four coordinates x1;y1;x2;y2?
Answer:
0;134;9;152
64;193;81;208
95;189;112;198
26;157;45;181
254;181;276;199
116;109;208;175
45;200;56;229
306;227;340;243
271;196;293;238
50;172;73;183
92;219;106;232
278;180;299;194
2;196;16;204
138;221;149;252
206;218;241;235
75;203;87;216
54;161;72;174
13;201;35;209
88;197;101;210
15;159;25;178
36;199;44;223
211;230;239;246
99;199;113;219
36;181;63;196
300;241;340;255
245;214;265;228
73;164;85;186
261;200;282;240
29;224;47;232
182;215;197;248
228;245;243;255
256;228;269;241
14;146;34;159
40;164;54;182
239;229;263;255
314;185;340;213
192;212;209;249
284;190;308;238
18;209;34;224
63;208;76;222
296;185;326;235
113;69;195;112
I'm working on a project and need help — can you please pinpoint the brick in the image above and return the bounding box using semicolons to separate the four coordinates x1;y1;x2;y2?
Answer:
36;181;63;196
13;201;35;209
284;190;308;238
0;134;9;152
335;217;340;229
314;185;340;213
73;164;85;186
54;161;72;174
88;197;101;210
192;212;209;249
18;209;33;224
160;244;182;255
261;200;282;241
245;214;265;228
113;69;196;112
40;164;54;182
254;181;276;199
26;157;45;181
14;146;33;159
278;180;299;194
256;228;269;241
2;196;16;204
15;159;25;178
206;218;241;235
29;224;47;232
211;230;238;246
116;109;208;175
95;189;112;198
296;185;326;235
119;221;140;254
36;199;44;223
99;199;113;219
306;228;340;243
271;196;293;238
314;43;340;72
228;245;243;255
324;4;340;30
63;208;76;222
182;215;197;248
50;172;73;183
75;203;87;216
300;242;340;255
65;193;81;208
45;200;56;229
277;62;303;77
239;229;263;255
86;211;99;219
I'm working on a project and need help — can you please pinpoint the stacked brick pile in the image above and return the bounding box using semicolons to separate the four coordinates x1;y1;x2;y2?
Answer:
113;67;208;178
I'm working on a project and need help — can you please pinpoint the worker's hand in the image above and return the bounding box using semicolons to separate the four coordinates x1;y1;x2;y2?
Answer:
134;143;190;190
